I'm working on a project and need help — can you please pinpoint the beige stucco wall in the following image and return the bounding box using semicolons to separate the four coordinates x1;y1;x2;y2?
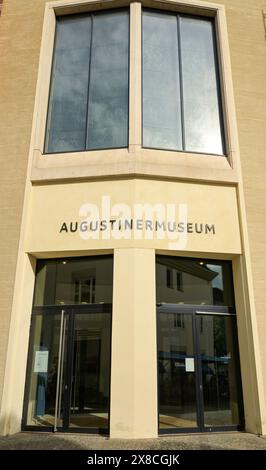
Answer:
0;0;266;435
225;1;266;403
25;179;242;254
0;0;46;408
111;248;157;438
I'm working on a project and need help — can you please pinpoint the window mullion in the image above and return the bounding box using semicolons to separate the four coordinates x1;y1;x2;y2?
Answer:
177;15;186;152
129;2;142;153
85;14;94;150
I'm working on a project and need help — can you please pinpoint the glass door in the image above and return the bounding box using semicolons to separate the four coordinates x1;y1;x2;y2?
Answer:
23;308;69;429
23;306;111;433
157;305;243;433
158;306;199;432
69;310;111;431
196;310;243;430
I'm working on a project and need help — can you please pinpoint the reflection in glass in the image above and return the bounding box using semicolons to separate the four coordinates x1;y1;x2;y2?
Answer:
180;17;224;154
34;256;113;306
45;16;92;153
198;315;240;426
25;314;68;427
156;256;235;307
45;11;129;153
142;11;182;150
142;11;224;155
69;312;111;429
158;313;197;429
24;310;111;431
87;11;129;149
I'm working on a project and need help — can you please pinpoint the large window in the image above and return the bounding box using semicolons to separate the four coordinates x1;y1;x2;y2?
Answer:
45;10;129;153
44;6;225;157
142;10;225;154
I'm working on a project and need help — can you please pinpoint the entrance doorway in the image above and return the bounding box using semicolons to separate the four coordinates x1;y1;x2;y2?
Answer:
22;255;113;433
156;256;244;433
158;304;243;432
23;305;111;433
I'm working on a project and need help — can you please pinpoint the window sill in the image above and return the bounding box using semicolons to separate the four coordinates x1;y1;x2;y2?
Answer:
31;147;239;184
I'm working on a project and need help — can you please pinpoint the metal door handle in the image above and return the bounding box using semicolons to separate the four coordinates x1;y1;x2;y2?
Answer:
54;310;66;432
195;311;234;317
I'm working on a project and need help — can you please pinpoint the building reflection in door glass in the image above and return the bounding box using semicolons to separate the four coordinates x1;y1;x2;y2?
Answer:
25;314;68;427
156;256;235;307
158;313;198;429
69;313;111;430
33;256;113;306
198;315;240;426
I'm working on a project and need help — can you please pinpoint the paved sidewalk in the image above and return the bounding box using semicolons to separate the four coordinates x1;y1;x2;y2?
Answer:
0;432;265;450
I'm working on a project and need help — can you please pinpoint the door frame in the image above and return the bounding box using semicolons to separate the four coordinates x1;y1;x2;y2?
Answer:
22;303;112;434
157;303;244;434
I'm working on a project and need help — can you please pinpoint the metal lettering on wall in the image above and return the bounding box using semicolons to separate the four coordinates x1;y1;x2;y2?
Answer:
59;219;216;235
56;198;217;250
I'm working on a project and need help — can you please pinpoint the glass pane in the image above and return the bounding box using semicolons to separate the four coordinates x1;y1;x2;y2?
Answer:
25;313;68;427
86;11;129;150
156;256;235;307
69;312;111;429
142;11;182;150
158;312;197;429
180;17;224;154
198;315;241;426
34;256;113;306
45;16;91;153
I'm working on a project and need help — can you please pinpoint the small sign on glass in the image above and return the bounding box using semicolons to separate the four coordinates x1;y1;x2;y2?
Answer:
34;350;49;373
185;357;195;372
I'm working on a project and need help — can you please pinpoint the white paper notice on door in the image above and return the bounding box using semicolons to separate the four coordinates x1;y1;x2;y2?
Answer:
34;350;49;373
185;357;195;372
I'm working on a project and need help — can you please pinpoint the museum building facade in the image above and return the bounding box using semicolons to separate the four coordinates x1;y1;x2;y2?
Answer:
0;0;266;438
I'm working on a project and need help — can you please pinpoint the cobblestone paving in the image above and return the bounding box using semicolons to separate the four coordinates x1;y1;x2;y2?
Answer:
0;432;265;450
